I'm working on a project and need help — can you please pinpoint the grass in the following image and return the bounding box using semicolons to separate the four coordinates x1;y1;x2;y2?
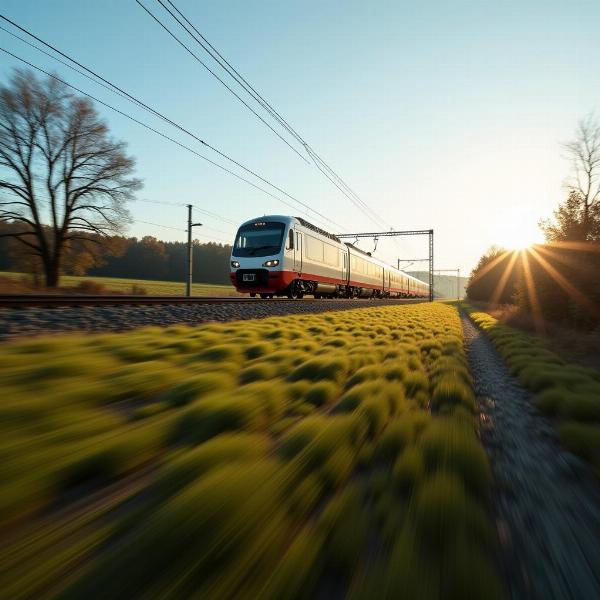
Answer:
465;303;600;475
0;270;240;296
0;302;501;598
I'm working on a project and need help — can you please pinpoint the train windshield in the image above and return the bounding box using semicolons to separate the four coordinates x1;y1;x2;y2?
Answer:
232;221;286;257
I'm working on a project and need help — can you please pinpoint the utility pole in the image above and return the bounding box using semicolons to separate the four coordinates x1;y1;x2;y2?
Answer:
433;269;461;301
429;229;434;303
186;204;202;297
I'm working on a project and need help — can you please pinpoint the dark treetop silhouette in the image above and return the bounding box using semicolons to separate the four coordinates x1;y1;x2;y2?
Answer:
0;68;141;286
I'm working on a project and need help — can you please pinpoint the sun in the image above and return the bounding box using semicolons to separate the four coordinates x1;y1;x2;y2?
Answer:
501;220;543;251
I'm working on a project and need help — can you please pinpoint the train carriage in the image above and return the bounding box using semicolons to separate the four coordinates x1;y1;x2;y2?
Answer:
229;215;430;299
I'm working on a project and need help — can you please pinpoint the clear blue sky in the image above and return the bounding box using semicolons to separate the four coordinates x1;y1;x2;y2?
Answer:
2;0;600;274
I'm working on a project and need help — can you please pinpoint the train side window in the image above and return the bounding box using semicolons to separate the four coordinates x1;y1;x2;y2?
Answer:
287;230;294;250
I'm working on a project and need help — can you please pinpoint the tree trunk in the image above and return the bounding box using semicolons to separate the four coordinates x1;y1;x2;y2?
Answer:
44;254;61;288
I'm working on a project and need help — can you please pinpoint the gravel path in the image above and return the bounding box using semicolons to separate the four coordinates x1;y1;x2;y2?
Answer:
0;299;417;340
462;313;600;600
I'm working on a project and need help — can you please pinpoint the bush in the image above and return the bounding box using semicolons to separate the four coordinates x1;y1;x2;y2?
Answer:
303;381;340;407
393;447;425;493
194;344;241;363
376;412;431;463
403;371;429;398
413;472;468;545
244;342;275;360
419;419;491;496
239;362;278;384
558;422;600;472
431;375;476;412
317;484;369;573
160;373;234;407
152;433;270;499
288;357;349;383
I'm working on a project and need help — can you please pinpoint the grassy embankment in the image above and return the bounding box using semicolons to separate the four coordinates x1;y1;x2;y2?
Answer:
0;303;501;599
0;271;240;296
464;305;600;475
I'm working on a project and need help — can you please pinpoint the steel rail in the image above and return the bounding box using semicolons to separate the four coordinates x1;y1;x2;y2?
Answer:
0;295;425;308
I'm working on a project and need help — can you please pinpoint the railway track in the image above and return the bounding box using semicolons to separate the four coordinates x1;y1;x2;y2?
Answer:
0;294;426;308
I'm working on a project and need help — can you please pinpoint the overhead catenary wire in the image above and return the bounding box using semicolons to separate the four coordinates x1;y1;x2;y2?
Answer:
0;48;343;236
133;198;239;226
146;0;404;244
133;1;309;164
0;16;345;232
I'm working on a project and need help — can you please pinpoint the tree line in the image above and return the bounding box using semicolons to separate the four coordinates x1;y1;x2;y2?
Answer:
0;221;233;285
467;114;600;328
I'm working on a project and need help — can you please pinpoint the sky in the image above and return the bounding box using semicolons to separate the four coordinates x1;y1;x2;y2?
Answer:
2;0;600;274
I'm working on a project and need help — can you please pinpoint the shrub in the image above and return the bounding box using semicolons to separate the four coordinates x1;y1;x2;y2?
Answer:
431;375;476;412
419;419;491;496
318;484;369;573
288;357;349;383
101;361;182;402
152;433;270;499
384;364;408;381
171;386;277;445
194;344;241;363
413;472;468;545
376;412;431;463
336;382;379;413
558;422;600;472
303;381;340;407
244;342;275;360
160;373;234;407
393;447;425;493
239;362;278;384
345;365;382;388
403;371;429;398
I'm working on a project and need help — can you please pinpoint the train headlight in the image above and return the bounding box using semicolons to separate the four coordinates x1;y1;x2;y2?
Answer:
262;259;280;267
231;260;240;268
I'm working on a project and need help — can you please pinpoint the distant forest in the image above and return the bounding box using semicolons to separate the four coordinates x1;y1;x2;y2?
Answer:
0;221;233;285
89;239;233;285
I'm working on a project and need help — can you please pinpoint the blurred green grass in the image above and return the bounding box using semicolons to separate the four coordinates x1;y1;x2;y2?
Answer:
0;303;501;599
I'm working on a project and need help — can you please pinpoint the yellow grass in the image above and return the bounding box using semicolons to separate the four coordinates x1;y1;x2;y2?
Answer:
0;270;241;296
0;303;500;599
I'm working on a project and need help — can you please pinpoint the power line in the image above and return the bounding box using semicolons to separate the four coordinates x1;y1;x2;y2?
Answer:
160;0;303;146
132;197;239;226
152;0;395;232
0;48;341;234
134;219;185;232
133;1;309;164
0;16;344;232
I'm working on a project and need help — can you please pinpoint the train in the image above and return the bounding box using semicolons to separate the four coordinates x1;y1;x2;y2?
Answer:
229;215;430;299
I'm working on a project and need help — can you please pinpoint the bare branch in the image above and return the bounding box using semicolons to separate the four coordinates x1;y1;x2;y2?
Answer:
0;68;141;285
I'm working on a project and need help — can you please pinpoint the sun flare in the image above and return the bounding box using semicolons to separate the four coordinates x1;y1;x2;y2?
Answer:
500;221;543;251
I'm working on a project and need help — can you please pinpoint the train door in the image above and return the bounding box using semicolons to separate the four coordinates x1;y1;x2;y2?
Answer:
294;231;303;273
342;251;348;284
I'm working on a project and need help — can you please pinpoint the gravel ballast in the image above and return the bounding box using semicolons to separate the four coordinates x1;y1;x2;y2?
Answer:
462;313;600;600
0;299;419;340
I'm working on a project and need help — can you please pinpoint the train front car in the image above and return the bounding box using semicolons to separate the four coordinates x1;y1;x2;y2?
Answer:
229;216;295;298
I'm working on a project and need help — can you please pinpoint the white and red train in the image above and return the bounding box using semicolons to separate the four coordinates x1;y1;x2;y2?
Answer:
229;215;430;299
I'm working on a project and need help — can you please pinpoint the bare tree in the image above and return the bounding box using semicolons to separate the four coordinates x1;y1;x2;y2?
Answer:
0;69;141;286
563;113;600;238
